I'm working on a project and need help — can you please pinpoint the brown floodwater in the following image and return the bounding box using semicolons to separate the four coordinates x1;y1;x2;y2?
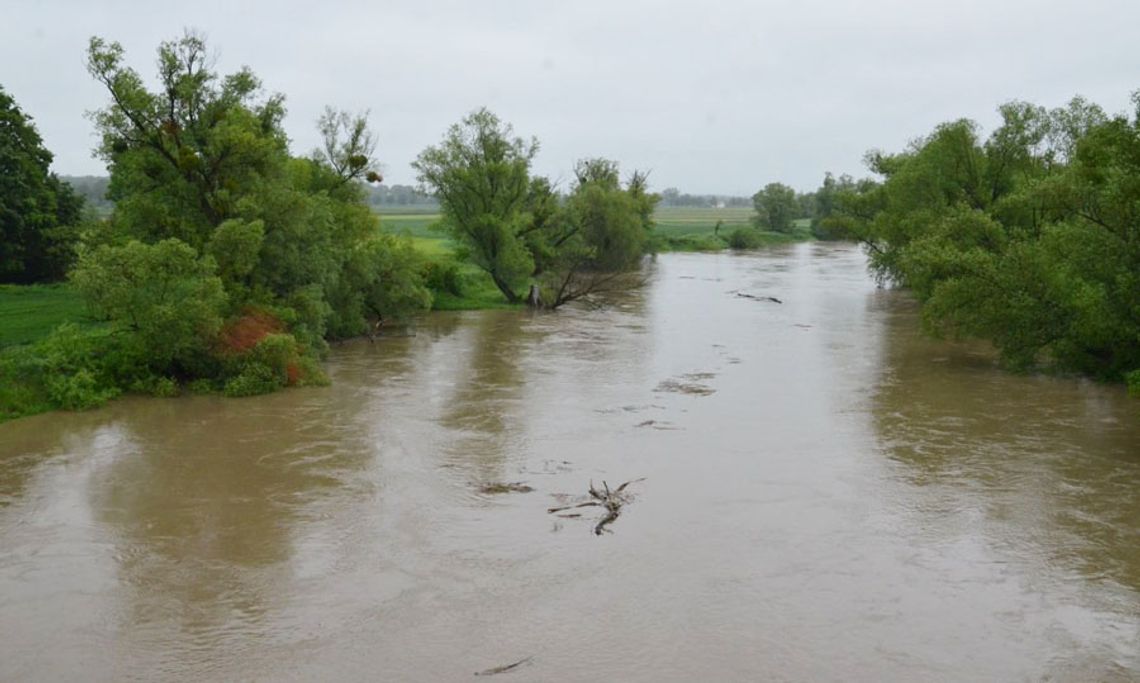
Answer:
2;243;1138;681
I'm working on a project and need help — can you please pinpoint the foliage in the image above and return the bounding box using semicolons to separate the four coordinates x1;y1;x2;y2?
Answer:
71;238;227;372
0;284;96;348
0;86;85;283
727;227;763;249
413;108;539;303
835;92;1140;384
222;333;298;397
415;112;658;308
536;159;658;308
751;182;798;233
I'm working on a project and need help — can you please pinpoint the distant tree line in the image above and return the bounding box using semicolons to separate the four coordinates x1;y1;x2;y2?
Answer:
59;175;114;216
659;188;750;208
362;183;439;209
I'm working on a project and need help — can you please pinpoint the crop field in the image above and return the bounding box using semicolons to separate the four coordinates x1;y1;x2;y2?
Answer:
378;212;441;238
652;206;755;238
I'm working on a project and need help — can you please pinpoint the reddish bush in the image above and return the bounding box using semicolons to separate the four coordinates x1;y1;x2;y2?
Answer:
217;310;284;355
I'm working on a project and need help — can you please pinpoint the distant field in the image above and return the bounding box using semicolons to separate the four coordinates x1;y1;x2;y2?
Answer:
652;206;755;238
378;213;441;238
0;284;96;348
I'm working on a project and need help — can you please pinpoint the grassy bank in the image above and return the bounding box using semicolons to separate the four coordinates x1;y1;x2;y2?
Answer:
651;207;812;251
0;284;98;348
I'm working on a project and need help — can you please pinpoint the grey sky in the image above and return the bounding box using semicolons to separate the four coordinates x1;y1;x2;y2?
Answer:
3;0;1138;195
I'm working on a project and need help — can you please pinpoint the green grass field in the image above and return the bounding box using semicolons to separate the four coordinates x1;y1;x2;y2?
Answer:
0;284;97;348
378;213;442;238
652;206;755;238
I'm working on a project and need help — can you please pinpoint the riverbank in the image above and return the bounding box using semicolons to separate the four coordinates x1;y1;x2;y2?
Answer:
0;207;814;423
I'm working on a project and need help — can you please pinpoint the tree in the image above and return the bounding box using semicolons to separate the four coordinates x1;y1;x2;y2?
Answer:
538;159;658;308
71;238;227;373
413;108;539;303
836;92;1140;381
0;86;85;283
86;31;429;349
751;182;798;232
414;111;658;308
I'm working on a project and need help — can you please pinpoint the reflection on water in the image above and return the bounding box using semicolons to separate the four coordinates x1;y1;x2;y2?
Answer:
873;298;1140;593
1;243;1138;681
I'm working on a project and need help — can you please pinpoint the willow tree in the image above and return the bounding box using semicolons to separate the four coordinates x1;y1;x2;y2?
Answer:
412;108;539;303
84;31;428;347
414;111;658;307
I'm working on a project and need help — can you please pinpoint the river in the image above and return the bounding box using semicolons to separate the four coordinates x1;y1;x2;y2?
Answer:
1;243;1138;681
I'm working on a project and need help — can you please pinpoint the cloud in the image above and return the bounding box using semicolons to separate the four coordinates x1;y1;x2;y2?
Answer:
3;0;1137;194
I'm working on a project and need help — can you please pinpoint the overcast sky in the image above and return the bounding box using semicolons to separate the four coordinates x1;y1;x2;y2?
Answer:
3;0;1138;195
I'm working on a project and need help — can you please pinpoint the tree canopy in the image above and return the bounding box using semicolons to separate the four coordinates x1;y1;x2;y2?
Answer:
54;30;432;400
414;109;658;308
833;93;1140;385
0;86;85;283
751;182;798;233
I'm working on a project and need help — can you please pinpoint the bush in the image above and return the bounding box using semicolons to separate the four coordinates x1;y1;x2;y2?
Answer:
423;259;465;296
47;368;117;410
728;228;763;250
223;363;282;397
220;331;327;397
1127;369;1140;397
129;376;180;397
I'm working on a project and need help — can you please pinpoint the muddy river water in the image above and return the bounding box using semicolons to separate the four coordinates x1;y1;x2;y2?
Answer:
1;244;1138;681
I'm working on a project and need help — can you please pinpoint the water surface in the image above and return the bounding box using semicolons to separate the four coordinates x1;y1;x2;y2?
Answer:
2;244;1138;681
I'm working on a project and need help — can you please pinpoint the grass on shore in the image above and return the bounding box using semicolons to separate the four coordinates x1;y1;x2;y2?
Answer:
0;284;98;349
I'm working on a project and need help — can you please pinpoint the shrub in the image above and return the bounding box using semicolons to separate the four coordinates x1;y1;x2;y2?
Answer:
728;228;763;250
423;259;465;296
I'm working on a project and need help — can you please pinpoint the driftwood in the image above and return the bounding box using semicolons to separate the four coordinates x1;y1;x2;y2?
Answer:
731;290;782;304
548;479;644;535
478;482;534;495
475;656;533;676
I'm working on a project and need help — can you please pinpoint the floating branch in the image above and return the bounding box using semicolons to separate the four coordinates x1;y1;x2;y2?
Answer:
730;290;782;304
475;656;533;676
548;479;644;535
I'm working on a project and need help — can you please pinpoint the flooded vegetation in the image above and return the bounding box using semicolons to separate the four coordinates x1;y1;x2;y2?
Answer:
2;244;1139;680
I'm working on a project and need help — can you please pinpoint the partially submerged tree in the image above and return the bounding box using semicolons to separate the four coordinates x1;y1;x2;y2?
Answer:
414;110;657;308
0;86;85;283
538;159;658;308
833;93;1140;382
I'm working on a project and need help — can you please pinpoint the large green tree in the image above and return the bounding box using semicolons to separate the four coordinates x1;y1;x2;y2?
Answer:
414;110;658;307
85;32;428;348
412;108;539;303
0;86;84;283
751;182;798;233
538;158;658;308
836;93;1140;383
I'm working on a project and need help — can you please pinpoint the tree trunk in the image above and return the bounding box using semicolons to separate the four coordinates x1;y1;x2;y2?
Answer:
526;284;543;308
490;273;521;303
